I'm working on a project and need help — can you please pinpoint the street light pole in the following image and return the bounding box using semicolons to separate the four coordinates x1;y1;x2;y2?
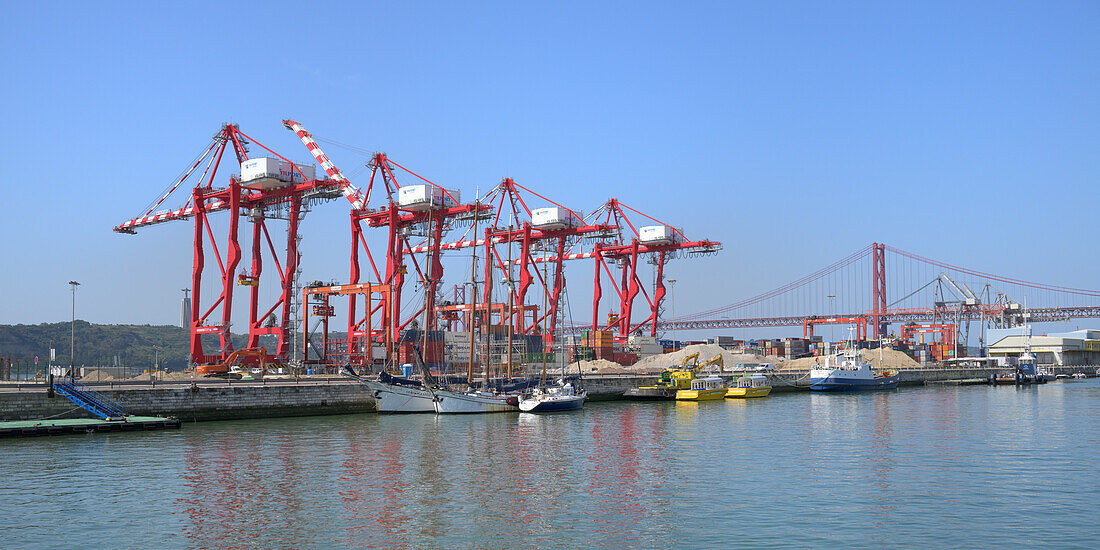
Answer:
69;281;80;379
827;294;836;353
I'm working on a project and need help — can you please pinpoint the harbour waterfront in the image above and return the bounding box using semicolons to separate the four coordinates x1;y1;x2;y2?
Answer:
3;381;1099;548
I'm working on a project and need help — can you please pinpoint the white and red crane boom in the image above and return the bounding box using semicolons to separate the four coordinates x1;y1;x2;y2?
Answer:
282;119;367;210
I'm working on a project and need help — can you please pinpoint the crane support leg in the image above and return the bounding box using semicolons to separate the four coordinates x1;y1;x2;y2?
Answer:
516;223;533;333
190;192;206;363
348;215;361;363
425;217;445;331
548;237;565;336
620;240;640;337
384;208;405;344
247;218;263;349
277;195;301;358
592;244;602;333
650;251;667;337
219;182;242;357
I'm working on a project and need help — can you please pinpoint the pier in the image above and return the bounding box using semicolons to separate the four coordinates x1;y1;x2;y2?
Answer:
2;366;1095;425
0;416;180;438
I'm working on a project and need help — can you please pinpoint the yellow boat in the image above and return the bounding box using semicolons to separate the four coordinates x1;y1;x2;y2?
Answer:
726;374;772;398
624;368;696;399
675;376;727;401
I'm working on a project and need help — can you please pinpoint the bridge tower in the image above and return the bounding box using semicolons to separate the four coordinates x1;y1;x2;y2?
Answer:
872;242;887;338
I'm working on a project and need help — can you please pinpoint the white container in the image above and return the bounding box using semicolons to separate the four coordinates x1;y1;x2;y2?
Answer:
531;207;581;230
638;225;680;245
397;184;460;210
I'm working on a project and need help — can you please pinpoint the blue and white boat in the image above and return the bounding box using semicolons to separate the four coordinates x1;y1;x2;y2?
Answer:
518;380;586;412
810;348;900;391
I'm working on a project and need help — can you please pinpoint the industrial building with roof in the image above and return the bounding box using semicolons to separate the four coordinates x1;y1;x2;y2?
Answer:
986;328;1100;366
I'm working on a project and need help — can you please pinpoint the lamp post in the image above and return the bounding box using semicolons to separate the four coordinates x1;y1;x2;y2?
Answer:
827;294;836;352
69;281;80;379
153;345;160;386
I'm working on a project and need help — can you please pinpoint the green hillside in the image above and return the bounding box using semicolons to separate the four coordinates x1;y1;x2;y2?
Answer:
0;321;250;372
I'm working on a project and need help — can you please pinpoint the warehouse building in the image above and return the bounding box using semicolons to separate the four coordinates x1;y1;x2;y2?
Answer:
987;328;1100;366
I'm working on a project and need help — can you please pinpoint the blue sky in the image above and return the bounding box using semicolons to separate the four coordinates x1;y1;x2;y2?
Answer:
1;1;1096;337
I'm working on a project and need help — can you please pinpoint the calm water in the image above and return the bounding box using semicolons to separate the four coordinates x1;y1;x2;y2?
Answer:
3;380;1099;549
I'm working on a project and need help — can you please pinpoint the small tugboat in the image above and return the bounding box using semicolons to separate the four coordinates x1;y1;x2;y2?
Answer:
726;374;772;398
675;376;727;401
810;349;900;391
989;324;1047;386
989;353;1047;385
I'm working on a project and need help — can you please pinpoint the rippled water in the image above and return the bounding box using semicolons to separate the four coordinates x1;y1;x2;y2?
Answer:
3;380;1099;548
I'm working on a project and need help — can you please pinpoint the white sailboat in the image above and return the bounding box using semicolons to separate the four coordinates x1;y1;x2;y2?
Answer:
519;380;586;412
433;387;520;413
357;370;437;413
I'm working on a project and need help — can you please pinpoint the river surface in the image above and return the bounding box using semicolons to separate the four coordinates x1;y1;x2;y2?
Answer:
3;380;1099;548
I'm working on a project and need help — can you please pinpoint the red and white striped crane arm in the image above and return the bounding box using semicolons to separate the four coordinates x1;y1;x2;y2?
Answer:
282;119;367;210
114;200;229;233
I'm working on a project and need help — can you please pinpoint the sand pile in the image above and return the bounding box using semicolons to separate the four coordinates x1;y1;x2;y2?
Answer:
566;343;780;374
782;348;919;371
568;359;627;374
633;343;780;372
158;371;203;382
79;370;116;382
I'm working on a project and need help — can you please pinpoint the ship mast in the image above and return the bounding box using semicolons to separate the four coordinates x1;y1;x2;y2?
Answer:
467;197;479;385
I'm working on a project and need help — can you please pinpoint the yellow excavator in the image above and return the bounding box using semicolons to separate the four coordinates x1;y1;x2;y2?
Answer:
699;354;723;371
624;352;723;400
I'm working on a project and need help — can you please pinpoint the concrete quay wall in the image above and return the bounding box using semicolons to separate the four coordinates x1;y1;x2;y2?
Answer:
0;382;375;422
2;365;1092;422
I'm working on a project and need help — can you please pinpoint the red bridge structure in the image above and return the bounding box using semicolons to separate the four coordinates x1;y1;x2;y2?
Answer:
663;243;1100;347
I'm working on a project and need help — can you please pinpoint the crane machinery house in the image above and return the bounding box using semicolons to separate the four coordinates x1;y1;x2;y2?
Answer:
239;157;316;190
530;207;583;230
638;225;682;245
397;184;460;211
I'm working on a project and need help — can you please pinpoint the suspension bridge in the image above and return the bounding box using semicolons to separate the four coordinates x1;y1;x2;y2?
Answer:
663;243;1100;343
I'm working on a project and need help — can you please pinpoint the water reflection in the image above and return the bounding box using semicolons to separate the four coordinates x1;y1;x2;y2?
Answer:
146;383;1100;548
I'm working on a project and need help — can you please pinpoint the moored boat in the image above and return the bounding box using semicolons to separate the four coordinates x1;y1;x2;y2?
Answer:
623;368;695;400
519;381;586;412
433;388;520;414
675;376;727;401
346;369;437;413
726;374;772;398
810;350;899;391
989;344;1047;385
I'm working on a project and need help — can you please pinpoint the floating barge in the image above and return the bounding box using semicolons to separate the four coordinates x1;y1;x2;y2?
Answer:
0;416;181;438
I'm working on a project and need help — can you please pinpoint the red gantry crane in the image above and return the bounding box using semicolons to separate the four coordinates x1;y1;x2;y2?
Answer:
407;180;721;343
283;122;494;366
116;122;357;369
